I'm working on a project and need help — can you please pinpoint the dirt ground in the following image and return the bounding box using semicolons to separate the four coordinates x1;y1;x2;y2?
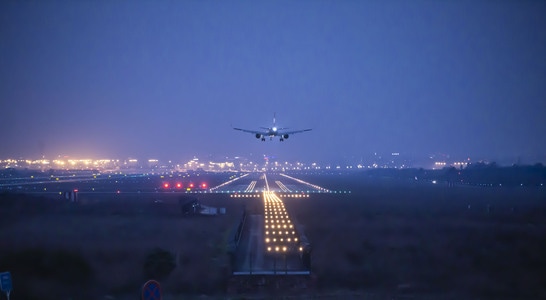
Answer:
1;176;545;299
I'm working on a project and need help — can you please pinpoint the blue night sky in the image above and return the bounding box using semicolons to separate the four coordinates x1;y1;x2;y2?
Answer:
1;1;545;163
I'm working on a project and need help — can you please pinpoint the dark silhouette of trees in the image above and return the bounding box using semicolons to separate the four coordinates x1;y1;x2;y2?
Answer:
365;163;546;187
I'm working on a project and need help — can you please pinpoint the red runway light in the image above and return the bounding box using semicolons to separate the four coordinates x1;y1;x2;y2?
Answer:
163;183;169;188
176;183;182;188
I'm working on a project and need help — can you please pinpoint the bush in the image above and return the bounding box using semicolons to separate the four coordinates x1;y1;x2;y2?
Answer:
143;248;176;280
0;248;94;285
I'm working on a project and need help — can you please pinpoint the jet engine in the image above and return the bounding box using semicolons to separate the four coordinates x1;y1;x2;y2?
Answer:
255;133;262;139
283;134;289;139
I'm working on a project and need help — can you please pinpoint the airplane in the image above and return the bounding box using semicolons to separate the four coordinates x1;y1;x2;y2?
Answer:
233;113;312;141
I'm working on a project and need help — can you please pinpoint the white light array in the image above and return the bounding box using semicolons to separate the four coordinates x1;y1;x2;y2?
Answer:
263;191;302;253
229;194;261;198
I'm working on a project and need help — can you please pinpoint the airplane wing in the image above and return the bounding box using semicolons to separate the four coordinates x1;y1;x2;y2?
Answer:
279;128;312;135
233;127;269;135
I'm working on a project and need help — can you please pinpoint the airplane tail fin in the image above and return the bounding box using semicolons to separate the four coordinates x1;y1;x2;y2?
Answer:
272;113;288;129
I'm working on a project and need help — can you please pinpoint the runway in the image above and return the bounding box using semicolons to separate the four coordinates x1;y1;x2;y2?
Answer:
212;172;330;194
229;173;313;275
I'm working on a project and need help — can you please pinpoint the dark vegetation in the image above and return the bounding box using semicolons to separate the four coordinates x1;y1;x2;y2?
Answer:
143;248;176;280
367;162;546;186
284;173;546;299
0;167;545;299
0;192;243;299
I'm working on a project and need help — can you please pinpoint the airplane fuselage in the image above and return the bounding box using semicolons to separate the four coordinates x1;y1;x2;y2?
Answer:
255;127;290;141
233;114;311;142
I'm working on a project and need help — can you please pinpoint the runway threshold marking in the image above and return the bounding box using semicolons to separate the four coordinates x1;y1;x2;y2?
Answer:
245;181;257;192
275;181;291;192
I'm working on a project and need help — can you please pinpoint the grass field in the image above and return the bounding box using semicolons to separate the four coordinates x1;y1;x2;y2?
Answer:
284;177;546;299
0;193;244;299
1;176;545;299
